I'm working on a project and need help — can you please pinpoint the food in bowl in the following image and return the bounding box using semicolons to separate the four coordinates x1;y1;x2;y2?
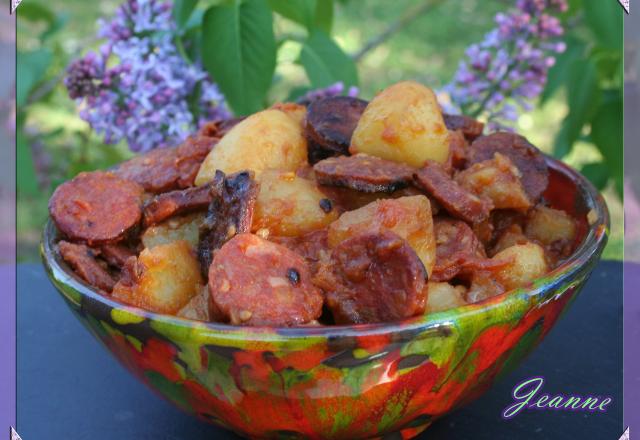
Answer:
49;80;584;327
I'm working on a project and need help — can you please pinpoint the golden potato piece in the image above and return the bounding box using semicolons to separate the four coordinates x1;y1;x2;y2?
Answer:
350;81;450;167
195;109;308;185
492;242;548;291
177;285;210;321
455;153;531;210
112;240;203;314
425;282;467;313
328;195;436;276
491;224;529;256
525;206;576;246
271;102;307;128
253;170;339;237
141;213;204;250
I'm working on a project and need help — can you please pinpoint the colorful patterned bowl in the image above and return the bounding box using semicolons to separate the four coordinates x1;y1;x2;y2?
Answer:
41;156;609;440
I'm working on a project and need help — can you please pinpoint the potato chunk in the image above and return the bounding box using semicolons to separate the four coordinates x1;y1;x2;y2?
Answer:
328;195;436;276
492;242;548;291
350;81;450;167
195;109;307;184
271;102;307;128
525;206;576;246
253;170;339;237
425;282;467;313
455;153;531;210
141;213;204;250
112;241;203;314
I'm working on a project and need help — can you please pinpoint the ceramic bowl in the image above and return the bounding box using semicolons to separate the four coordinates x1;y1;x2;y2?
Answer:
41;156;609;440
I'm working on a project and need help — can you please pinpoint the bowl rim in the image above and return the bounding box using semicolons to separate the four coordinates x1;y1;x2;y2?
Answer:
41;154;610;341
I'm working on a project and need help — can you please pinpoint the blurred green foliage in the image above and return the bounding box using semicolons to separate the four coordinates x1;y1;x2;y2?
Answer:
16;0;624;261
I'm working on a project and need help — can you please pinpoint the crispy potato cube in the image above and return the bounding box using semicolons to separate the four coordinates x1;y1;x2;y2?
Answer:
141;213;204;250
425;282;467;313
328;195;436;276
491;224;529;256
177;285;210;321
112;240;203;314
253;170;339;237
350;81;450;167
455;153;531;210
195;109;308;184
525;206;576;246
271;102;307;128
492;242;548;291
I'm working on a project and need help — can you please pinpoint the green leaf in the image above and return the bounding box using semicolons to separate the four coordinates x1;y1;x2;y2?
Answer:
540;37;585;104
17;2;55;24
314;0;333;33
299;30;358;88
583;0;623;50
201;0;277;115
16;48;52;107
268;0;315;28
590;96;623;198
16;132;39;195
580;162;610;190
173;0;199;29
553;59;600;158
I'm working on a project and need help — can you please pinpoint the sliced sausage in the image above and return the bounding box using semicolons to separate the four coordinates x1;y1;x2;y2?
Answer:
305;96;368;158
99;243;137;269
314;154;414;193
142;183;213;227
114;135;216;193
49;171;144;245
443;113;484;141
270;229;331;275
198;171;259;278
208;234;323;326
447;129;469;170
467;132;548;202
413;161;492;224
198;117;245;139
58;241;116;293
313;231;427;324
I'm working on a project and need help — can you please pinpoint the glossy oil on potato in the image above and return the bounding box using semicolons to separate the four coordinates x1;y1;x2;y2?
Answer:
492;242;548;291
350;81;450;167
112;240;203;314
195;109;308;184
525;206;576;245
141;213;204;250
425;281;467;313
253;170;339;237
328;195;436;276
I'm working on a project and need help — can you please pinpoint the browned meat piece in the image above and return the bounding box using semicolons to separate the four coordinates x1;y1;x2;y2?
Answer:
49;171;144;245
114;135;216;193
304;96;368;160
208;234;323;326
313;231;427;324
198;171;259;278
432;218;506;282
142;183;213;227
447;130;469;170
99;244;136;269
58;241;116;293
443;113;484;141
198;117;245;138
413;161;493;223
313;154;414;193
467;132;549;202
270;229;331;275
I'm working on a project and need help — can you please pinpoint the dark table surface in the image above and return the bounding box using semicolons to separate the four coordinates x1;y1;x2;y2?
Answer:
17;262;623;440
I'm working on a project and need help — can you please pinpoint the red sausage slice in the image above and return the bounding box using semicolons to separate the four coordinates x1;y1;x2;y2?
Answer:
58;241;116;293
208;234;323;326
49;171;144;245
313;231;427;324
142;182;213;227
313;154;414;193
413;161;492;224
443;113;485;141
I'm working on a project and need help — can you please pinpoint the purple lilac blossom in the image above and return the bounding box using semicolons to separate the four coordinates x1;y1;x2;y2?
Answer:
443;0;567;131
64;0;229;152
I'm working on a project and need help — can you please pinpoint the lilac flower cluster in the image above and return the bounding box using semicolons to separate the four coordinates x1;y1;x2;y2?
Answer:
443;0;567;131
64;0;229;152
297;82;359;106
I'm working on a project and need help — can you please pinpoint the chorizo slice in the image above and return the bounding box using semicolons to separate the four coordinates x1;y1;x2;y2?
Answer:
270;229;331;275
305;96;368;157
198;117;246;139
442;113;484;141
49;171;144;245
313;154;414;193
413;161;492;224
313;231;427;324
447;129;469;170
208;234;323;326
114;135;216;193
142;183;213;227
432;218;506;282
58;241;116;293
467;132;548;202
198;171;259;278
98;243;136;269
